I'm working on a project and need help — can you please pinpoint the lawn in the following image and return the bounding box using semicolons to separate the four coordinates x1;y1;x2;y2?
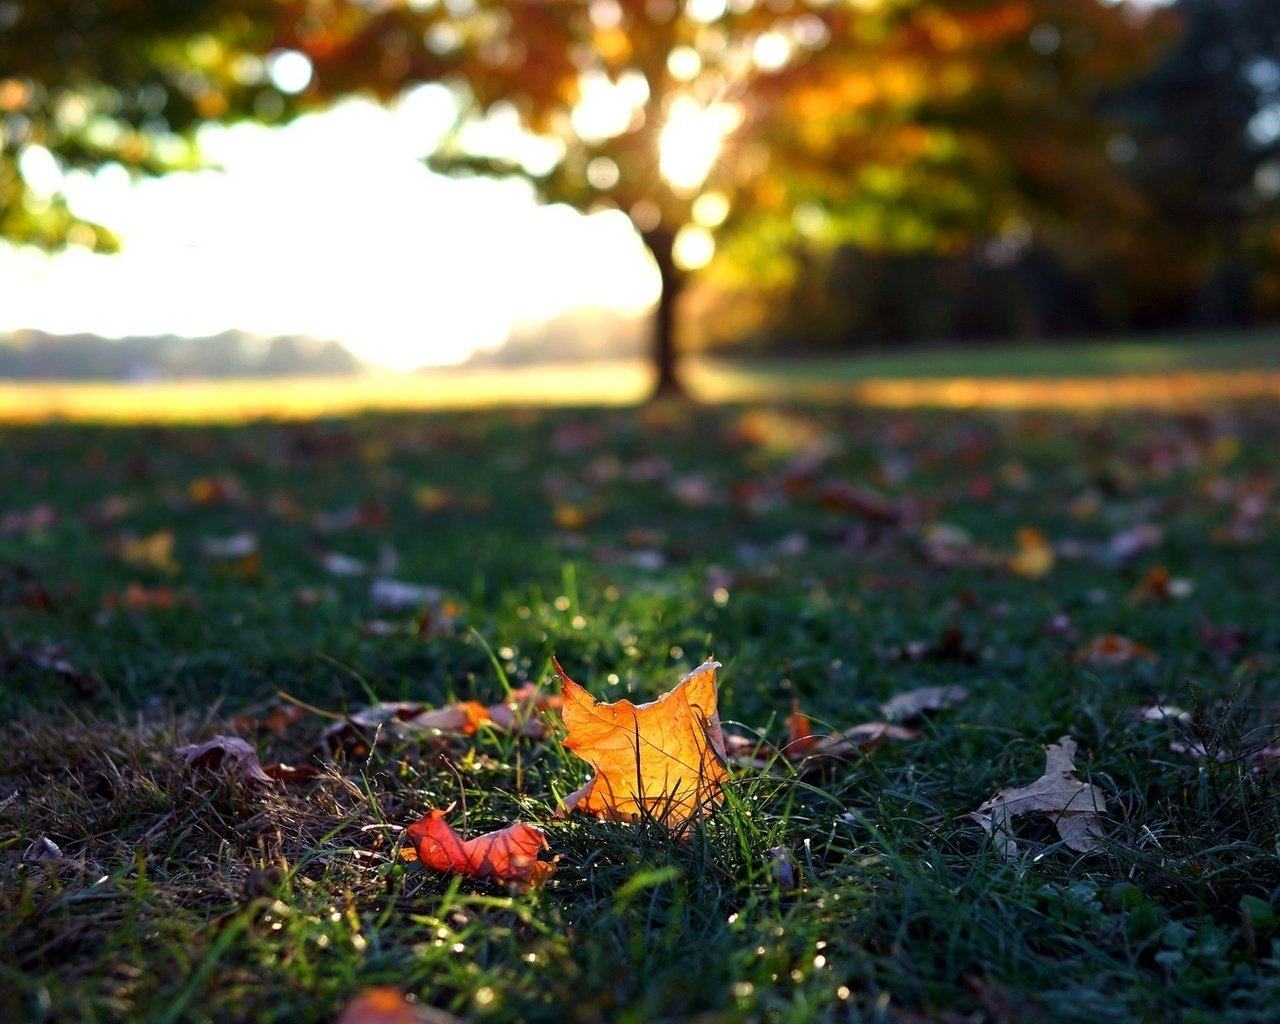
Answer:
2;391;1279;1023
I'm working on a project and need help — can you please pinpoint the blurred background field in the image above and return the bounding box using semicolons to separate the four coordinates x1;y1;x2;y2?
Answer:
4;331;1280;423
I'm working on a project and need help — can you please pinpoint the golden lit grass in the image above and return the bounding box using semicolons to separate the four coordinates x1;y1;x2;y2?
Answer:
3;360;1280;424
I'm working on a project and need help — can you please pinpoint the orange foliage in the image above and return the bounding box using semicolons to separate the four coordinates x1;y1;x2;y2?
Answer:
405;809;553;888
556;658;729;831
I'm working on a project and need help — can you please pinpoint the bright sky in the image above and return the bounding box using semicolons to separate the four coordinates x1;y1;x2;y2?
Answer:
0;86;660;371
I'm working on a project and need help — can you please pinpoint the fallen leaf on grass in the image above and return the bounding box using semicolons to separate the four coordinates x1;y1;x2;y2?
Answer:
879;685;969;722
404;809;553;887
485;683;562;739
317;703;427;755
556;658;729;831
880;628;976;664
1007;527;1054;579
200;532;258;559
318;550;370;577
335;988;464;1024
175;736;275;784
799;723;919;762
1130;565;1193;603
24;836;66;864
369;578;446;611
114;529;179;574
1075;634;1156;666
1;502;57;536
970;737;1108;858
766;845;798;889
101;583;194;612
3;641;98;695
318;688;559;754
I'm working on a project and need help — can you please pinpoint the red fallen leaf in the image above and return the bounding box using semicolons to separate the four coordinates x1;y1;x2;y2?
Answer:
101;583;195;612
785;700;815;756
174;736;275;785
556;658;729;831
335;987;464;1024
405;809;553;887
335;988;420;1024
260;762;323;783
1130;565;1193;603
1075;634;1157;666
817;480;904;524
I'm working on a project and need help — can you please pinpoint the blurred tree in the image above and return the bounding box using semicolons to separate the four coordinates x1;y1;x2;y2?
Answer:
2;1;1175;394
272;0;1172;393
1114;0;1280;324
0;0;319;251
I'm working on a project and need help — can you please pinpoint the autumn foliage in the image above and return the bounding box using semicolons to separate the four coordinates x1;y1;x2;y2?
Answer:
405;809;554;888
556;658;730;831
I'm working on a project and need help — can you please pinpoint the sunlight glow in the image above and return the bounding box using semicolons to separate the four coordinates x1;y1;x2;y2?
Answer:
0;94;660;371
658;97;739;194
672;223;715;270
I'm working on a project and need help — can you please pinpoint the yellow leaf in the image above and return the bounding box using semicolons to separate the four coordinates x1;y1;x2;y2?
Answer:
1008;526;1054;578
556;658;729;832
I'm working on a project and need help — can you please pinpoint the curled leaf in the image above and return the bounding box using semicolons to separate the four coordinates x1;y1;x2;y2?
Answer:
556;658;728;832
970;736;1108;858
405;809;553;887
174;736;275;785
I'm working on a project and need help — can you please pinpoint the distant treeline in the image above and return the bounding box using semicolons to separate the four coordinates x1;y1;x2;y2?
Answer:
697;0;1280;355
0;332;362;380
716;242;1261;356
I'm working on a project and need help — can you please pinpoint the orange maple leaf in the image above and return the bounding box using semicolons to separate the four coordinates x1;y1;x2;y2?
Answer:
555;658;729;831
405;809;553;887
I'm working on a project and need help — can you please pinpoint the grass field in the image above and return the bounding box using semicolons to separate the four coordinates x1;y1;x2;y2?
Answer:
3;357;1280;1022
3;331;1280;423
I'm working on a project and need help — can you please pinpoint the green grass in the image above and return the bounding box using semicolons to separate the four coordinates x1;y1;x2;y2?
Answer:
707;328;1280;381
3;396;1280;1023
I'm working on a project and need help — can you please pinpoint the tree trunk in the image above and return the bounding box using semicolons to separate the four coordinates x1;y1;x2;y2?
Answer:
643;229;687;400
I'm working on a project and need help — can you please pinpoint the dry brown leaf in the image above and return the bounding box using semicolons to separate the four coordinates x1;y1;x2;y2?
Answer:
879;685;969;722
556;658;729;831
174;736;275;785
766;845;798;889
405;809;553;888
970;736;1108;858
406;702;491;734
1075;634;1156;666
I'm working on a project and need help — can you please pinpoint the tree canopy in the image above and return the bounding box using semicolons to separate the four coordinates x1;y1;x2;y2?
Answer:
272;0;1174;390
2;1;1180;390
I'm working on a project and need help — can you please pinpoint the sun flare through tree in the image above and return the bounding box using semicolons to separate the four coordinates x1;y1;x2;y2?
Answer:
265;0;1173;395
